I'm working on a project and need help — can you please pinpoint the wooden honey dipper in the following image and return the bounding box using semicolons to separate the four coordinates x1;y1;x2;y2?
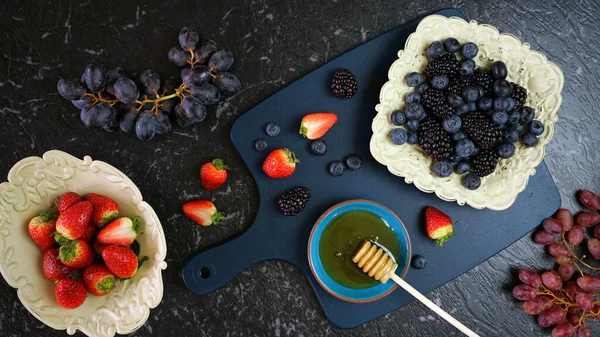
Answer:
353;241;480;337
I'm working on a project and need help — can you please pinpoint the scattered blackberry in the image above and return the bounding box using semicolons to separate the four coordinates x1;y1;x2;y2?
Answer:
473;68;494;95
418;117;453;160
510;83;527;111
331;68;358;98
278;187;311;216
424;53;460;79
472;149;499;177
422;89;453;119
446;76;473;96
462;111;503;150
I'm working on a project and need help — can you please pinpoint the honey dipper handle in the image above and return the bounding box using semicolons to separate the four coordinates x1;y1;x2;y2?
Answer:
390;274;480;337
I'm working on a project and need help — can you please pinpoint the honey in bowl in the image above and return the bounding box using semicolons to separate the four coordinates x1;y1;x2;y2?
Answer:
318;210;401;289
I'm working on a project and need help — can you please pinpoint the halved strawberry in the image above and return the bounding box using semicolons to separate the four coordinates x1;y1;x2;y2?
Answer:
97;217;140;245
58;240;95;268
262;148;299;179
183;200;224;226
58;192;82;213
102;245;138;278
56;201;93;240
299;112;338;140
28;210;58;252
425;206;454;245
83;264;116;296
85;193;119;226
42;248;76;280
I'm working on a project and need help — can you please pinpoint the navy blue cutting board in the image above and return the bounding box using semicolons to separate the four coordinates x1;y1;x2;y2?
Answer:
183;9;561;328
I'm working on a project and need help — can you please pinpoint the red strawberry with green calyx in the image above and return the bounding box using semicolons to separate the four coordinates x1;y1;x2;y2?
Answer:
299;112;338;140
183;200;225;226
425;206;454;246
58;192;82;213
42;248;76;280
97;217;141;245
102;245;138;278
28;210;58;252
262;148;299;178
85;193;119;227
55;201;93;240
83;264;116;296
58;240;95;268
200;159;229;191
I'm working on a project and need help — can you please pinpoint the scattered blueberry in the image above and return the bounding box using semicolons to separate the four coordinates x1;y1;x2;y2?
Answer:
492;111;508;125
506;97;516;111
390;128;408;145
456;161;471;174
406;92;421;104
443;115;462;134
461;42;479;59
407;131;419;144
328;161;345;177
491;61;508;80
507;111;520;125
405;103;425;120
447;93;464;107
310;139;327;155
431;74;449;89
426;41;444;59
504;129;520;143
497;143;516;158
477;96;493;111
454;104;470;115
521;133;539;147
475;86;485;98
406;72;422;87
493;79;512;97
344;154;363;171
391;110;407;126
461;86;479;102
412;255;427;270
520;106;536;124
254;139;268;152
416;81;431;94
433;160;453;178
444;38;461;53
407;120;419;131
528;120;545;135
459;59;476;76
493;97;510;111
464;173;481;190
467;102;477;112
265;122;281;136
455;139;475;158
452;130;468;142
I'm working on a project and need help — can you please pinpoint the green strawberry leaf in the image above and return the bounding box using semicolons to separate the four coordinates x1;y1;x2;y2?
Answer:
53;232;71;246
39;210;58;222
211;212;225;225
138;256;149;269
132;217;144;235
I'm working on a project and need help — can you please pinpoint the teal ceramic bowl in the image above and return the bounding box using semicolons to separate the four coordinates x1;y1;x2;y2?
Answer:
308;200;411;303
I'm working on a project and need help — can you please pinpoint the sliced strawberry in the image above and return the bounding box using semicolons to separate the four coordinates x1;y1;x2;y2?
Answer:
42;248;76;280
83;264;116;296
55;201;93;240
183;200;224;226
97;217;140;245
425;206;454;245
28;210;57;252
299;112;338;140
58;192;83;213
58;240;95;268
102;245;138;278
85;193;119;226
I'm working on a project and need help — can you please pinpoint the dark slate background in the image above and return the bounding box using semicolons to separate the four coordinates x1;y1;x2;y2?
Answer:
1;0;599;336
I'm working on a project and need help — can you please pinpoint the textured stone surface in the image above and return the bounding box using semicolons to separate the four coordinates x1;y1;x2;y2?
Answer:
0;0;599;336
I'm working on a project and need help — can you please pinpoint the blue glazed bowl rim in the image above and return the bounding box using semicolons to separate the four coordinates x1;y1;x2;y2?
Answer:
307;199;411;303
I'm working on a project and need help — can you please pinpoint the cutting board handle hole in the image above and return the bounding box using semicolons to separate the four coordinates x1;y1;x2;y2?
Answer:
200;267;211;279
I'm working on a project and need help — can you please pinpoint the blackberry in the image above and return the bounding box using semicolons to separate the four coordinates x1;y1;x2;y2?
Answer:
424;53;460;79
418;117;453;160
462;111;503;150
422;89;453;119
278;187;311;216
331;68;358;98
473;68;493;95
471;149;499;177
446;76;473;96
510;83;527;111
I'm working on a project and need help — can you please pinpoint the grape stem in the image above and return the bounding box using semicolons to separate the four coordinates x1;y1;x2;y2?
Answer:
561;234;600;273
186;49;201;68
84;92;119;107
134;83;189;114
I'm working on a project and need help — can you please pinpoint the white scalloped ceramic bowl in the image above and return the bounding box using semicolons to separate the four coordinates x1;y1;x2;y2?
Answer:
371;15;564;210
0;150;167;337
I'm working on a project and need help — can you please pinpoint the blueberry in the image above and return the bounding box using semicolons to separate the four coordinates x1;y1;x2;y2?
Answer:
444;38;461;53
390;128;408;145
450;154;461;163
497;143;516;158
443;116;462;134
459;59;476;76
406;72;422;87
344;154;363;170
328;161;345;177
493;80;512;97
507;111;520;125
491;61;508;80
406;92;421;104
433;160;453;178
265;122;281;136
407;120;419;131
405;103;424;120
431;74;449;89
493;97;510;111
464;173;481;190
452;130;467;142
391;110;407;126
455;139;475;158
467;102;477;112
412;255;427;270
447;93;464;107
407;131;419;144
254;139;268;152
521;133;539;147
520;106;536;124
471;147;480;156
504;129;520;143
416;81;431;94
477;96;493;111
461;42;479;59
456;161;470;174
461;86;479;102
426;41;444;59
475;86;485;98
454;104;470;116
528;120;545;135
492;111;508;125
310;139;327;155
506;97;516;111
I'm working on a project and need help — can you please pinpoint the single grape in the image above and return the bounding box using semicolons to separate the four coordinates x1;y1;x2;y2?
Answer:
105;67;127;94
161;76;180;95
576;292;594;311
564;281;583;300
113;78;140;104
173;104;195;127
568;226;585;245
576;211;600;227
512;285;537;301
80;105;94;127
71;95;94;109
178;27;200;51
577;275;600;292
195;39;218;64
538;306;566;328
577;326;593;337
557;264;575;281
567;312;580;326
155;111;172;135
182;65;211;88
57;78;86;100
102;110;119;132
119;105;140;133
579;190;600;210
84;102;117;128
83;63;107;92
519;269;542;288
555;209;574;232
522;298;544;315
541;270;562;290
551;324;573;337
548;243;570;257
208;50;234;73
191;83;220;105
593;224;600;240
544;218;564;234
160;99;177;114
537;295;552;309
213;72;241;95
556;254;572;266
139;69;161;95
587;238;600;259
534;230;558;245
181;95;207;122
135;110;158;140
169;47;191;67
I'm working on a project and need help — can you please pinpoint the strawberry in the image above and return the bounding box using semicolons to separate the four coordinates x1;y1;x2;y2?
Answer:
83;264;116;296
97;217;140;245
85;193;119;226
102;245;138;278
299;112;338;140
28;210;58;252
58;192;82;213
182;200;225;226
58;240;95;268
92;240;108;255
200;159;229;191
42;248;76;280
425;206;454;245
55;278;86;309
55;201;92;240
79;224;98;242
262;148;299;178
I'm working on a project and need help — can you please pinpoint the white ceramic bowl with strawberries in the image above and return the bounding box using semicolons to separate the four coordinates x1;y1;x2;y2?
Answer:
0;150;167;337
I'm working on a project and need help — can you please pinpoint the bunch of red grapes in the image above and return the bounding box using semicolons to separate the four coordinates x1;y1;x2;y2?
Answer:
513;190;600;337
